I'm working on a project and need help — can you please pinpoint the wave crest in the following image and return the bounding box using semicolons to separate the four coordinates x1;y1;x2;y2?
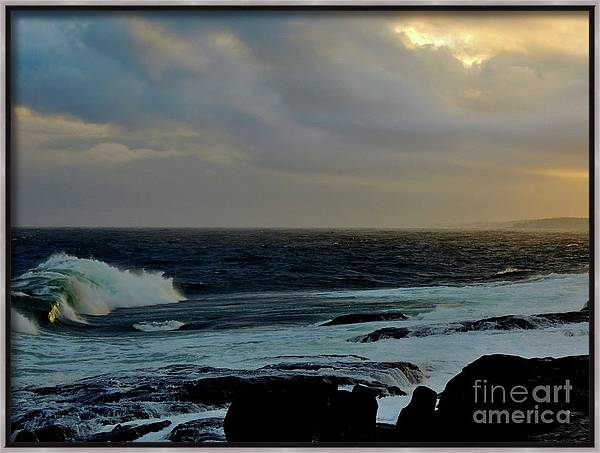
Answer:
11;253;184;325
133;320;187;332
494;267;532;276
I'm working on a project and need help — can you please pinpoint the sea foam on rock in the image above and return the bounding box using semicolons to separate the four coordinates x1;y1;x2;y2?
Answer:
353;307;589;342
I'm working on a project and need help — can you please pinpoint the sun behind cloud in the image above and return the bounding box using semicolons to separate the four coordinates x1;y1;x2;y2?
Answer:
393;12;588;67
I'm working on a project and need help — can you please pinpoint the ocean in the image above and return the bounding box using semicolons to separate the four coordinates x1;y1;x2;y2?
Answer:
9;228;590;441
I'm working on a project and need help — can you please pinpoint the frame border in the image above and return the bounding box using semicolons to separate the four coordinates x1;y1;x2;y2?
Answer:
1;2;597;450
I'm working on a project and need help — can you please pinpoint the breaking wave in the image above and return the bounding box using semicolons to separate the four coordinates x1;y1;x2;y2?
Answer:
11;253;184;326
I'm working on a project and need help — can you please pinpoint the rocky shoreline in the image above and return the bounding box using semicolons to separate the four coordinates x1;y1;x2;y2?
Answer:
222;354;590;444
11;304;590;444
11;352;590;444
10;359;422;443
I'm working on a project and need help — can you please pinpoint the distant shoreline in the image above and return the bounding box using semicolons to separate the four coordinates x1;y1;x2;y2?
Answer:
449;217;589;232
10;217;590;232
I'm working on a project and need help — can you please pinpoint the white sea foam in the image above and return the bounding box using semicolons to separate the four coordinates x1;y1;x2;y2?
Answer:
133;320;187;332
11;308;39;335
134;408;228;442
315;272;588;322
494;266;531;275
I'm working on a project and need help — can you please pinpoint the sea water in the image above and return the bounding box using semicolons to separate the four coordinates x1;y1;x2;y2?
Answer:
10;228;589;433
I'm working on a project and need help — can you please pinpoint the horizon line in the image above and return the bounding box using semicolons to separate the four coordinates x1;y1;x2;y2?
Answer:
10;217;590;230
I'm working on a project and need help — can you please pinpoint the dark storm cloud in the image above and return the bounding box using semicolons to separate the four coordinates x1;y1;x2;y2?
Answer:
11;11;589;227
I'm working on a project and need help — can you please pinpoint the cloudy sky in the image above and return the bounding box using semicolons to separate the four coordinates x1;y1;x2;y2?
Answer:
11;10;589;227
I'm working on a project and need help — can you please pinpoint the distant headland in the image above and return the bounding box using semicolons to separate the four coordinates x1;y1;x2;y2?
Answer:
444;217;588;232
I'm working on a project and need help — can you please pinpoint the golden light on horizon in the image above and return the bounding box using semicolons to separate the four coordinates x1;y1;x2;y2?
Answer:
393;12;588;68
534;169;589;180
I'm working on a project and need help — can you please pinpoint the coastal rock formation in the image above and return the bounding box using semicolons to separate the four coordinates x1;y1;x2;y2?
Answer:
13;424;76;443
353;308;589;342
224;383;378;442
220;353;590;444
180;375;352;406
257;361;423;397
435;354;590;442
394;385;437;441
178;361;422;404
321;312;408;326
11;359;422;443
527;415;591;443
167;418;225;442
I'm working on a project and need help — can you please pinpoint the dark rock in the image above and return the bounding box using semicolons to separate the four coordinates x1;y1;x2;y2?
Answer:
319;386;379;442
395;386;437;441
224;382;378;442
528;412;590;443
257;361;423;397
435;354;590;443
178;362;422;404
375;423;397;441
352;383;380;399
224;379;336;442
356;327;411;342
354;309;589;343
322;312;408;326
11;409;43;434
84;420;171;442
179;375;351;406
167;417;224;443
14;424;75;442
90;384;160;404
